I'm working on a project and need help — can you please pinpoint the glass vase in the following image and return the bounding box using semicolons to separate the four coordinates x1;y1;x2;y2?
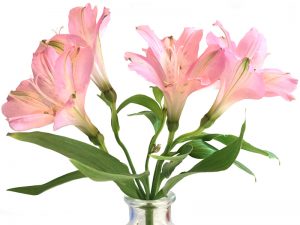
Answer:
125;192;176;225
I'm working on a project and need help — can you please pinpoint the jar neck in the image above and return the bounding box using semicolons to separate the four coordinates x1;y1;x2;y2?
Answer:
125;192;176;225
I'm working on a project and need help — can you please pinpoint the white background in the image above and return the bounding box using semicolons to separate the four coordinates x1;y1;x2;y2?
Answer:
0;0;300;224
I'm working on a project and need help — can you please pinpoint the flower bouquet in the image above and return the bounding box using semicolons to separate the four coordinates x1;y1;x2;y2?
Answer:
2;3;297;225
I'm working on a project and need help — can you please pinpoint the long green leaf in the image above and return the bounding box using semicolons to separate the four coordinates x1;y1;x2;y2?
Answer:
71;160;149;181
8;132;140;198
188;140;255;180
158;121;246;197
117;94;163;119
203;133;279;162
7;171;84;195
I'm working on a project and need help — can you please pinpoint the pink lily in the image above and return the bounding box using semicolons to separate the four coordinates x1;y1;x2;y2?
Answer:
125;26;225;128
68;3;114;97
201;22;298;127
2;34;105;148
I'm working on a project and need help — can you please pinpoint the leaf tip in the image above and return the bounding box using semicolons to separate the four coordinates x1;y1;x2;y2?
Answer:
7;187;40;195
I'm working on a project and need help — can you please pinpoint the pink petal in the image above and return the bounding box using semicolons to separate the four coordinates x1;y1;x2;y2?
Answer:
32;43;58;99
212;21;236;50
52;37;92;103
125;52;164;89
187;46;225;90
68;4;98;47
7;114;53;131
3;80;53;116
70;46;94;93
53;50;74;103
230;72;265;103
236;28;267;67
53;100;76;130
2;79;55;131
50;34;88;50
97;7;111;35
260;69;298;100
176;28;203;63
53;99;86;130
136;26;164;60
217;56;265;107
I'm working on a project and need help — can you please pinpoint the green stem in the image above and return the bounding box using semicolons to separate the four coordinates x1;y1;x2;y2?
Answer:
145;204;154;225
171;124;208;150
110;103;146;199
150;131;175;199
144;111;166;199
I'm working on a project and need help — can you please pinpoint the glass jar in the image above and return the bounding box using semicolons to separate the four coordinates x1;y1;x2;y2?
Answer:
125;192;176;225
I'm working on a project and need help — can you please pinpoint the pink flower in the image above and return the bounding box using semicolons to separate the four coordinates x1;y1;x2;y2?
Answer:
125;26;225;126
68;4;114;96
2;34;98;136
201;22;298;127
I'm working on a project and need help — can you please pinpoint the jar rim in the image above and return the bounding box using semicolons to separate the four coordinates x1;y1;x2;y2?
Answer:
124;192;176;208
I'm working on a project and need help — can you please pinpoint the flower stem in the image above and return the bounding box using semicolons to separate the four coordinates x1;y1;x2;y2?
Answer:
144;111;166;199
110;103;146;199
150;131;175;199
145;203;154;225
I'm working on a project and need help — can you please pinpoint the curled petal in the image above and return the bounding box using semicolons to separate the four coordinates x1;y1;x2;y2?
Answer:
260;69;298;101
125;52;164;89
97;7;110;35
136;25;164;60
212;21;236;50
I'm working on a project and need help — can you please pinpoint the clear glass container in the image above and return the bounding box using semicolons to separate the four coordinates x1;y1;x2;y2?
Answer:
125;192;176;225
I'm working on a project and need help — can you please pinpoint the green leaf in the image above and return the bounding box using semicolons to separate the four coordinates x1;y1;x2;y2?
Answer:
204;133;279;163
128;111;161;133
158;121;246;197
117;94;163;119
8;132;140;198
150;86;164;106
7;171;84;195
187;140;216;159
71;159;149;181
233;161;256;181
187;140;256;180
161;145;193;179
151;145;193;161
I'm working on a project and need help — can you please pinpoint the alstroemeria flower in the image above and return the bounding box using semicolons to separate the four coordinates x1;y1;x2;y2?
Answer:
125;26;225;128
201;22;298;127
2;34;99;138
68;3;114;98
